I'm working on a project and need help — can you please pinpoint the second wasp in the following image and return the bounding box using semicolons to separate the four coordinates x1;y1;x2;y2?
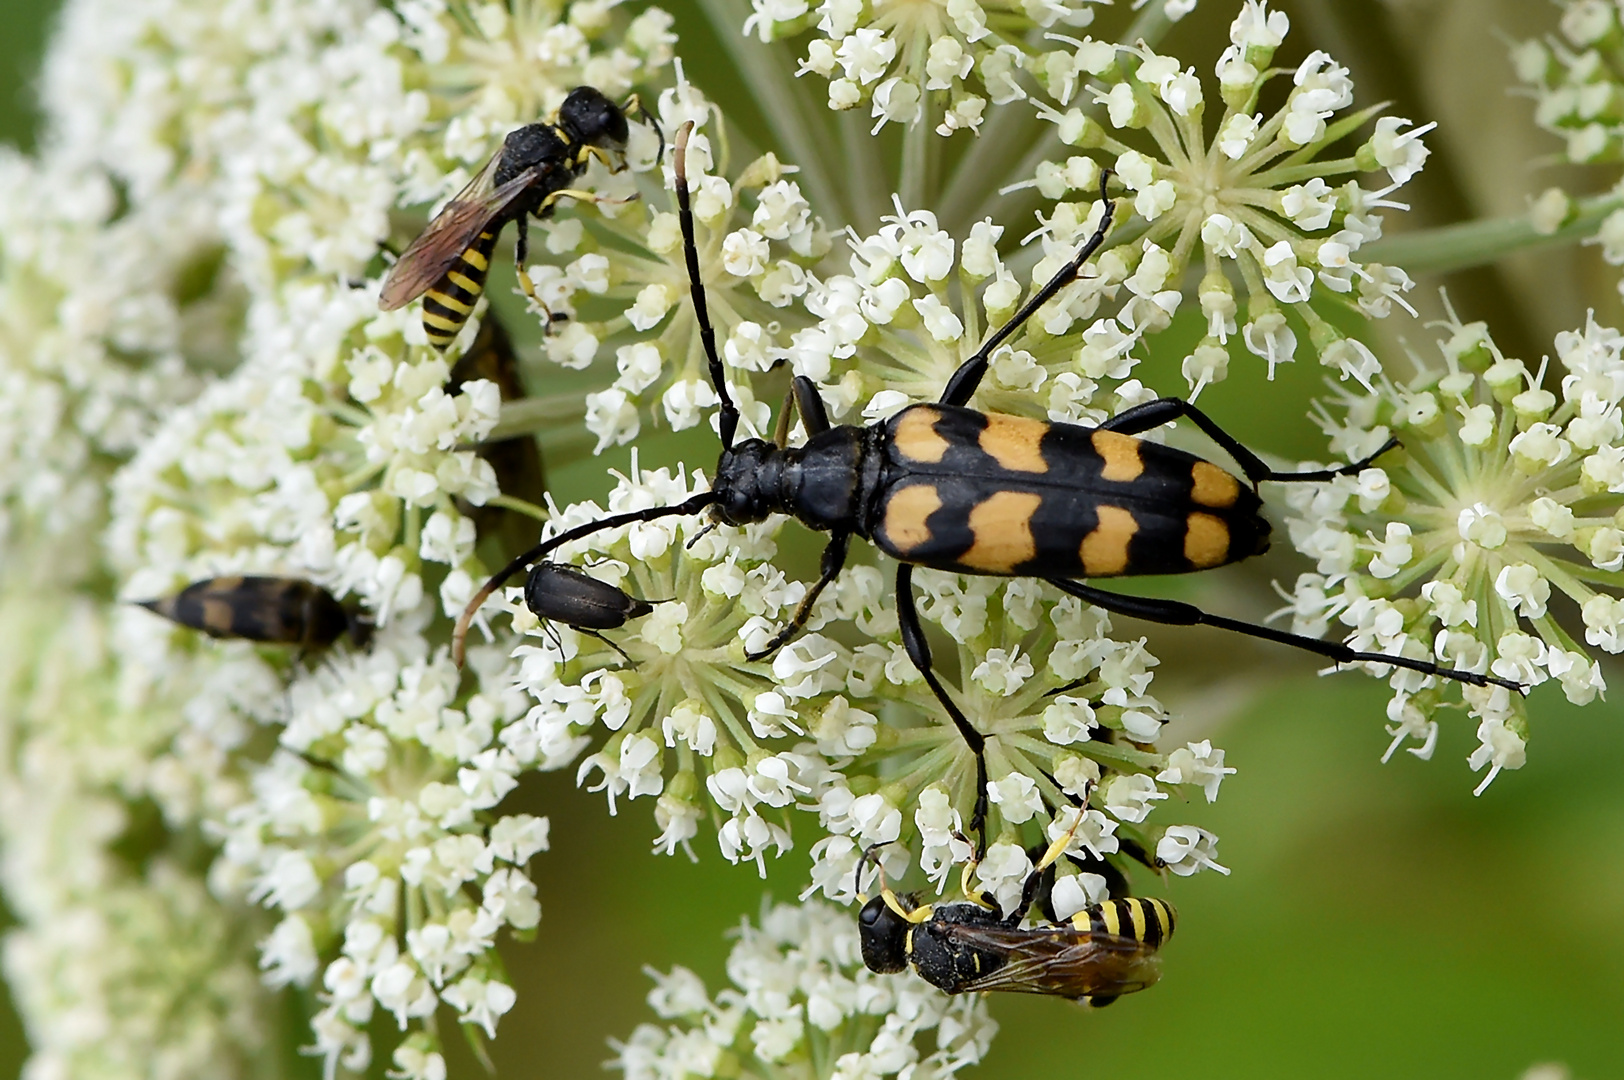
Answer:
380;86;662;348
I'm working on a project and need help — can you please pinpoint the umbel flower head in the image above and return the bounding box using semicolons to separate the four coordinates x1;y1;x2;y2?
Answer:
1280;300;1624;794
1512;0;1624;167
609;898;998;1080
1021;0;1431;396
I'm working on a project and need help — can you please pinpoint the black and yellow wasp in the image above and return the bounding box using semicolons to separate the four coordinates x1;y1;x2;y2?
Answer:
855;828;1175;1006
455;121;1524;851
380;86;660;349
137;575;372;652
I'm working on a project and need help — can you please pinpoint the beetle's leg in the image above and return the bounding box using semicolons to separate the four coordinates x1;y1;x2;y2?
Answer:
1044;577;1527;694
674;121;740;449
896;564;992;859
582;628;634;664
792;375;832;435
939;169;1116;409
1096;396;1401;486
745;531;852;661
773;375;832;448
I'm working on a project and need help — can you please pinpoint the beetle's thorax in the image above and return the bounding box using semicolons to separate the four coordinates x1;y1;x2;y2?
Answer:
712;426;870;529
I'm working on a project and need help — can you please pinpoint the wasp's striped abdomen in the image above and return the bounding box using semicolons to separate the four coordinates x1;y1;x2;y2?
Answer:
1077;896;1176;948
421;228;500;348
870;404;1270;579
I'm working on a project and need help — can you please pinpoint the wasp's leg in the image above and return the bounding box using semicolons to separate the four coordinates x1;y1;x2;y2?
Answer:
896;564;991;859
510;214;550;320
1044;577;1525;693
939;169;1116;409
745;531;851;661
1095;396;1400;485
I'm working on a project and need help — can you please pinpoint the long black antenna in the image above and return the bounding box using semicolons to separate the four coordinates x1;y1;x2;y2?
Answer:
673;120;738;449
453;490;716;666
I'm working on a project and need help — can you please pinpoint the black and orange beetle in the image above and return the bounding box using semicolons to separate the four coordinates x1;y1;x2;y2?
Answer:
456;121;1522;849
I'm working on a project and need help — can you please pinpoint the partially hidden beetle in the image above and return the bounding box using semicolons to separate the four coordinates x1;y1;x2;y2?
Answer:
137;575;373;652
455;121;1523;850
380;85;662;348
522;561;660;662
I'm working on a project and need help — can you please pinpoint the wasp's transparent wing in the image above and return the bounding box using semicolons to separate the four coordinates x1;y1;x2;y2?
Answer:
379;152;545;310
944;923;1164;1000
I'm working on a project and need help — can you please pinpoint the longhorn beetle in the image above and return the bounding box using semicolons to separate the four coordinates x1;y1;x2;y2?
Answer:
456;121;1523;853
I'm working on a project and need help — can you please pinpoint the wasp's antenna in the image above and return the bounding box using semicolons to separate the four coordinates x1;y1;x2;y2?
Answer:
673;120;738;450
640;100;666;167
452;490;716;667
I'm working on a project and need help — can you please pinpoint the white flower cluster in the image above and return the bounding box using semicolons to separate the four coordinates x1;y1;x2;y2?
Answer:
1513;0;1624;166
743;0;1193;136
542;74;833;453
1279;303;1624;793
0;592;274;1079
1023;0;1429;396
776;196;1151;426
610;899;997;1080
501;464;1235;906
212;637;546;1076
0;0;675;1073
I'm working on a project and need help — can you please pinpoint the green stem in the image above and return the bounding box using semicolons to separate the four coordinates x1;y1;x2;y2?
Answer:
483;494;551;522
1364;192;1624;276
899;105;932;211
483;394;588;442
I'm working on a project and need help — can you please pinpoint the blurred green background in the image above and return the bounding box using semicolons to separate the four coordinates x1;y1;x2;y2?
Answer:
0;1;1620;1078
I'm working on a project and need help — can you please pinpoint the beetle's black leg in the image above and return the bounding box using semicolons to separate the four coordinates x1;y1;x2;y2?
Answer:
745;531;852;660
773;375;832;448
1096;397;1401;486
673;122;739;449
792;375;832;435
896;564;991;859
939;169;1116;409
1044;577;1526;693
582;628;634;664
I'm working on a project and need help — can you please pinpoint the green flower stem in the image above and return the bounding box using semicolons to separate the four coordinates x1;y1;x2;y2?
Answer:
483;494;550;522
483;394;588;443
1364;192;1624;276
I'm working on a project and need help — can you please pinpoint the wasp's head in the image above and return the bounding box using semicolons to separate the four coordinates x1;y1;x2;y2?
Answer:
558;86;629;149
857;895;913;974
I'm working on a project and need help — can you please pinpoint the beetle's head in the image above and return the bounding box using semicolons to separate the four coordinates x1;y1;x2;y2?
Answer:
712;438;780;526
